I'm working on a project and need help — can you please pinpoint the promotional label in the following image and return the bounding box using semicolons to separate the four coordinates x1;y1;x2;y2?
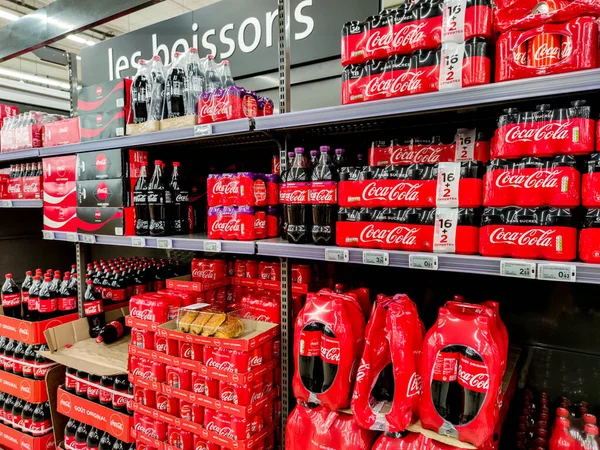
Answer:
433;208;458;253
442;0;467;42
59;296;77;311
436;162;460;207
439;42;464;90
284;182;311;205
84;300;104;316
455;128;476;161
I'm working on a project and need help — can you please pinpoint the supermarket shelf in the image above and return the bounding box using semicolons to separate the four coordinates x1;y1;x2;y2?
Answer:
255;239;600;285
44;231;256;254
254;69;600;131
0;149;40;161
0;199;43;208
37;118;252;157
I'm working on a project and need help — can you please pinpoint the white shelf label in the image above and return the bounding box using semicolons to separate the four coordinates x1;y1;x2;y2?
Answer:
500;260;536;279
195;125;213;137
157;238;173;249
82;234;96;244
439;42;465;91
409;254;438;270
203;241;222;253
131;237;146;248
1;200;12;207
362;251;389;266
455;128;476;161
325;248;349;263
66;233;79;242
433;208;458;253
538;264;576;282
42;230;55;240
442;0;467;42
436;162;460;207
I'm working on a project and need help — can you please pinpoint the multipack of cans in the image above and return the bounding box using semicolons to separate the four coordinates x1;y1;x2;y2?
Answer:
207;173;279;208
198;87;274;125
336;207;480;254
207;206;278;241
492;101;595;158
479;207;577;260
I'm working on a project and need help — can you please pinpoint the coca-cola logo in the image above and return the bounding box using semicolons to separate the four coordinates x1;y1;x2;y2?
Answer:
495;169;560;189
95;154;108;172
95;210;102;220
288;189;308;203
392;22;426;48
359;224;419;246
59;392;72;413
200;103;214;117
110;414;125;436
192;268;216;279
212;219;240;233
205;420;220;433
365;29;392;52
130;307;154;321
391;146;442;164
355;361;369;383
18;322;30;341
514;50;527;65
205;357;234;372
96;86;103;97
249;355;262;367
310;188;335;203
505;122;570;143
489;227;555;247
320;346;340;362
21;438;31;450
96;182;109;200
254;218;266;228
531;41;560;62
362;181;422;202
390;70;423;95
561;39;573;59
406;372;422;397
96;114;103;124
458;367;490;391
20;380;31;399
175;193;188;202
23;182;39;192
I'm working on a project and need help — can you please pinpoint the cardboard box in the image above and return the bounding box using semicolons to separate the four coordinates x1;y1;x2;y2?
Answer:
0;419;55;450
43;181;77;208
166;275;230;293
40;308;129;376
77;206;135;236
77;179;129;208
7;177;22;199
79;108;126;142
57;387;134;442
43;156;77;183
47;365;66;450
159;115;197;131
22;176;42;200
77;149;134;181
78;79;131;114
158;319;279;352
127;120;160;135
43;117;81;147
0;368;49;403
0;312;78;345
43;206;77;233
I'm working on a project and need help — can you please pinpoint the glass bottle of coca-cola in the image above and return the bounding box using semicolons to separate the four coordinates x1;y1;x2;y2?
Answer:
37;275;56;321
31;402;51;436
99;376;114;407
87;373;101;403
22;344;38;379
113;375;129;412
113;439;126;450
148;160;168;236
4;339;15;373
12;398;24;429
65;418;80;448
134;163;150;236
24;275;41;321
2;274;21;319
3;395;15;423
99;431;116;450
431;345;462;424
74;422;91;449
299;321;323;394
285;148;311;244
22;401;35;432
21;271;33;316
12;341;26;377
311;146;337;245
87;427;101;450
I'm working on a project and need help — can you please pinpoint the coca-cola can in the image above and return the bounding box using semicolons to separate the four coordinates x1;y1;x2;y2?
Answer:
245;260;258;279
266;207;279;237
133;328;155;350
271;155;280;175
179;341;203;362
191;402;204;424
234;259;247;278
215;412;252;440
193;435;220;450
154;419;168;441
166;365;192;391
192;372;219;398
168;425;194;450
135;386;156;408
152;361;166;383
258;261;280;281
154;334;179;356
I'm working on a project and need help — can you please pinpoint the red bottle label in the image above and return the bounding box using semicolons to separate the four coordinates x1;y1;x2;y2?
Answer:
21;292;29;305
320;334;340;364
84;300;103;316
99;388;112;404
28;296;37;311
2;293;20;307
108;320;125;337
299;329;321;357
34;365;50;379
457;353;489;394
310;181;337;204
30;419;52;435
59;296;77;311
38;298;57;313
65;373;77;390
76;380;88;395
23;417;32;430
113;393;127;407
433;350;459;382
285;182;311;205
111;288;126;301
23;363;33;377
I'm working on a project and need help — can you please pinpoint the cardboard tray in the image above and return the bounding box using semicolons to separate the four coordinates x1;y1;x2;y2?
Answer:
57;387;134;442
159;115;197;131
132;402;273;450
166;275;230;293
128;344;278;384
0;419;56;450
0;368;49;402
126;120;160;135
158;319;279;351
41;308;130;376
0;312;79;345
231;276;309;294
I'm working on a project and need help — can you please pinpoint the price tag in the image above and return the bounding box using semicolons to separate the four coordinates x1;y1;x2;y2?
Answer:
157;238;173;249
436;162;460;207
500;260;536;279
82;234;96;244
439;42;465;91
203;241;222;253
0;200;12;207
538;264;576;282
42;230;55;240
433;208;458;253
132;237;146;248
325;248;349;263
66;233;79;242
442;0;467;42
409;254;438;270
362;251;389;266
455;128;476;161
194;125;213;137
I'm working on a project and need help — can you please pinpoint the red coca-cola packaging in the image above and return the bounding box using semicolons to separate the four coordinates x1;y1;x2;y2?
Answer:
293;289;366;410
179;341;203;362
579;209;600;263
192;372;219;398
221;87;258;121
207;206;261;240
135;386;157;408
43;205;77;232
203;345;263;373
241;295;280;324
493;102;596;159
369;132;490;167
44;180;76;207
129;294;169;323
166;365;192;391
483;156;581;207
352;294;423;432
153;333;178;356
479;206;577;260
204;411;256;440
132;357;166;382
156;391;179;414
43;117;81;146
169;425;194;450
337;207;479;254
193;435;221;450
133;328;155;349
582;154;600;207
419;304;505;448
191;258;228;281
286;404;378;450
372;431;465;450
495;17;598;82
339;161;483;208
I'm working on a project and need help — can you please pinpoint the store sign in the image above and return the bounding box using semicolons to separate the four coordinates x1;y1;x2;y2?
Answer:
81;0;379;85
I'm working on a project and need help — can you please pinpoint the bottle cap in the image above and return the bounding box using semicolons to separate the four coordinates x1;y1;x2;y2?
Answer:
26;271;32;275
152;56;161;62
173;162;181;167
139;59;146;65
294;147;305;154
5;274;12;278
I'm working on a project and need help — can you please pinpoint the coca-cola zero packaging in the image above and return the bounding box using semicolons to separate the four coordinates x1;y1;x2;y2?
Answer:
79;108;127;142
78;79;132;114
77;179;130;208
77;207;135;236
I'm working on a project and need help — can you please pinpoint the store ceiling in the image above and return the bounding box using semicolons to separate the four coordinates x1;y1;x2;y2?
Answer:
0;0;397;97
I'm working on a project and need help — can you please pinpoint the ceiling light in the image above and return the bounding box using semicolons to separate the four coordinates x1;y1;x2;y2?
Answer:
0;68;70;90
0;9;19;21
67;34;97;46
